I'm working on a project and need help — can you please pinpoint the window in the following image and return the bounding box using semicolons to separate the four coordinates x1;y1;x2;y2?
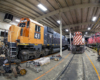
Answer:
20;29;23;36
27;21;30;28
38;26;40;32
19;23;26;27
95;35;100;37
35;25;41;32
47;27;53;33
1;31;8;37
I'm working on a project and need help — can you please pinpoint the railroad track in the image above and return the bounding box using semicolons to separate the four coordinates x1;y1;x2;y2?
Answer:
56;53;85;80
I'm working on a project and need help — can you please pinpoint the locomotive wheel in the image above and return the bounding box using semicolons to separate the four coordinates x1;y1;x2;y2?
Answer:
41;49;49;56
20;54;28;61
41;50;45;57
49;48;53;54
34;51;40;58
44;49;49;56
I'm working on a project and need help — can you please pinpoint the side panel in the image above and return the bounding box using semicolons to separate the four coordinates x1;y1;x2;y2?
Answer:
18;36;29;43
44;26;68;48
29;22;44;45
44;26;53;45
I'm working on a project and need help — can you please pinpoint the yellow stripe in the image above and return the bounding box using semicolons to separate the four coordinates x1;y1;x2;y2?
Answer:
17;43;29;45
85;53;100;80
35;44;38;46
34;53;71;80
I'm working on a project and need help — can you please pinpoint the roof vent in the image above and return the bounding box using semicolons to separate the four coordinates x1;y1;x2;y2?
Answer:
4;13;13;23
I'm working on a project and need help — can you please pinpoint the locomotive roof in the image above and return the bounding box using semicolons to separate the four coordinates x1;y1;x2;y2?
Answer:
74;32;82;35
95;32;100;35
29;18;43;27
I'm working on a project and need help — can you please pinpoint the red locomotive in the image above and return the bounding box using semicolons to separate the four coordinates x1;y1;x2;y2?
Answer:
88;32;100;48
88;32;100;61
72;32;85;54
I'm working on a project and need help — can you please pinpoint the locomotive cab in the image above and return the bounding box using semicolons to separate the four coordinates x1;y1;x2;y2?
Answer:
18;18;30;37
8;18;44;44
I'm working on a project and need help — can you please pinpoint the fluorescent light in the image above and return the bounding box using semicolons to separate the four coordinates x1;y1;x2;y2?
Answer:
66;29;68;32
92;16;97;21
88;27;91;30
57;20;60;24
15;19;20;22
37;4;47;11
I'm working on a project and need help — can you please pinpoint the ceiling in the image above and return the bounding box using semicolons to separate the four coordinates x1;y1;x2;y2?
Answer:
0;0;100;35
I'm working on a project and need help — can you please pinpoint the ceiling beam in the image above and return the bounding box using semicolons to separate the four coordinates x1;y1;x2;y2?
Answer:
34;3;100;21
54;22;96;30
71;29;100;33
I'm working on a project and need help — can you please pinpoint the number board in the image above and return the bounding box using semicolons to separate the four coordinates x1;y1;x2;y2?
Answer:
34;33;41;39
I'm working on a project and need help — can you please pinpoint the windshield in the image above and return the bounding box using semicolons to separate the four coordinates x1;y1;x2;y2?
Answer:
19;23;26;27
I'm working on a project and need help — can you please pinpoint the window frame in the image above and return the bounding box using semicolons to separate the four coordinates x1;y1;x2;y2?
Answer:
35;25;41;32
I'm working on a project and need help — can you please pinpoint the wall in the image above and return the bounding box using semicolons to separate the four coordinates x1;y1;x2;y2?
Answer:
0;12;20;41
0;12;20;30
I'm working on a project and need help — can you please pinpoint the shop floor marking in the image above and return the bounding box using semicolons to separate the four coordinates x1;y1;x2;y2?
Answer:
85;53;100;80
34;53;71;80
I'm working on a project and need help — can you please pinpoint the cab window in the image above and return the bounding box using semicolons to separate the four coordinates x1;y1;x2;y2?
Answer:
95;35;100;37
19;23;26;27
27;21;30;28
35;25;41;32
20;29;23;36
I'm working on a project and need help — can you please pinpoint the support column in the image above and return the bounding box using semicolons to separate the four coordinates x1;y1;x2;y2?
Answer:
59;12;62;56
70;31;71;50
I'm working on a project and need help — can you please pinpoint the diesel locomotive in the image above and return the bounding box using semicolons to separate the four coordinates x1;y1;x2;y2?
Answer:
4;18;68;61
87;32;100;50
87;32;100;60
72;32;85;54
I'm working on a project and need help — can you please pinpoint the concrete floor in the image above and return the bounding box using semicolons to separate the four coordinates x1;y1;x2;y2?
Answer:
0;47;100;80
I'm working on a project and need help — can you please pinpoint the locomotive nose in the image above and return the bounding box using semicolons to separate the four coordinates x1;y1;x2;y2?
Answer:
8;25;21;43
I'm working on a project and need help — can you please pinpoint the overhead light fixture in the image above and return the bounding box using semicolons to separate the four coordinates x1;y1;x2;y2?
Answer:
57;20;60;24
66;29;68;32
88;27;91;30
92;16;97;21
15;19;20;22
37;4;47;11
